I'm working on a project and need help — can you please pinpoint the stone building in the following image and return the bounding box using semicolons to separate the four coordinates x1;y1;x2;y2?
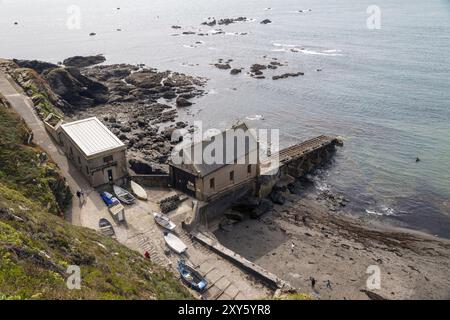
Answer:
58;117;127;187
169;122;260;201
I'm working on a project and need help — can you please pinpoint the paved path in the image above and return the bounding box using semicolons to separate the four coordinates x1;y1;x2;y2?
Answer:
0;72;102;226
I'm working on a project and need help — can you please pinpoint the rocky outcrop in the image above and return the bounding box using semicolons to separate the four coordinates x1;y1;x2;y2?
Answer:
62;55;106;68
43;67;108;109
12;59;58;74
260;19;272;24
272;72;304;80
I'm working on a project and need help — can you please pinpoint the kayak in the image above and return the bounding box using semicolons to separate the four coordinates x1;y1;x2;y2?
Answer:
131;180;148;200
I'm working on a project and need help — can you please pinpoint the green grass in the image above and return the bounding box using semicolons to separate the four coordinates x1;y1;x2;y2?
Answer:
0;100;70;214
0;96;192;300
10;68;62;119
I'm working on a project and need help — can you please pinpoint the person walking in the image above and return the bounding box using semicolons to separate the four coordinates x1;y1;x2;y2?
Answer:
76;190;82;204
326;280;332;290
310;277;316;289
291;242;295;254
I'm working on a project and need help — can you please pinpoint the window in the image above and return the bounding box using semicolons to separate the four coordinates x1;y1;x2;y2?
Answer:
229;170;234;182
77;156;81;164
209;178;215;190
247;164;252;174
103;155;113;163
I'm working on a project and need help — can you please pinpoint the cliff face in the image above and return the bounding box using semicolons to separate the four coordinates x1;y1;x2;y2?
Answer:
0;96;191;300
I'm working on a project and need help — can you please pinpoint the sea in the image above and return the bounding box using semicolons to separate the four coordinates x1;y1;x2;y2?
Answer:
1;0;449;237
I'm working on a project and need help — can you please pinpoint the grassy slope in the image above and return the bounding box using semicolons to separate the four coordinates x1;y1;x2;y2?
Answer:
0;95;192;300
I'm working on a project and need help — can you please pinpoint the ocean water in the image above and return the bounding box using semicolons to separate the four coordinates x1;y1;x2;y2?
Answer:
1;0;449;237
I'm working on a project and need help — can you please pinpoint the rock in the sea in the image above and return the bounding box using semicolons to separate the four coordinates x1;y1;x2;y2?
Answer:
63;55;106;68
260;19;272;24
214;63;231;70
176;97;193;107
272;72;304;80
230;68;242;75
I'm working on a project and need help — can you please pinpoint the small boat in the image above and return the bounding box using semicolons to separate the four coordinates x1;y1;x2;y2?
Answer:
100;191;125;222
113;185;136;205
99;218;115;237
100;191;120;206
164;232;187;254
177;259;208;292
130;180;148;200
153;212;176;231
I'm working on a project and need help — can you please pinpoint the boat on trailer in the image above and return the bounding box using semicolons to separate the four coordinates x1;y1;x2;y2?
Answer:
153;212;176;231
177;259;208;292
100;191;125;222
113;185;136;205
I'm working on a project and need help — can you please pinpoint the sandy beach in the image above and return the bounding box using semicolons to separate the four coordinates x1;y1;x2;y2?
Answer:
215;189;450;300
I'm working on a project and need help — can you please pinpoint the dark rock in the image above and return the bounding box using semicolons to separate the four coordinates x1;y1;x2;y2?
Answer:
12;59;58;74
214;63;231;70
250;64;267;73
171;25;182;29
230;69;242;75
260;19;272;24
251;199;273;219
272;72;304;80
270;191;286;205
176;97;193;107
63;55;106;68
42;67;108;108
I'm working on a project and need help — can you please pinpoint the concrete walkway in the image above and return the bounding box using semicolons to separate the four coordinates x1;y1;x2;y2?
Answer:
0;72;102;226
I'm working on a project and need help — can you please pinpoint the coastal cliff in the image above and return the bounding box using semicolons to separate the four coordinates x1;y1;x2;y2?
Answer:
0;94;191;299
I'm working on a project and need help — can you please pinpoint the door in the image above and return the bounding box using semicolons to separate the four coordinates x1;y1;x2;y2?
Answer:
107;169;114;182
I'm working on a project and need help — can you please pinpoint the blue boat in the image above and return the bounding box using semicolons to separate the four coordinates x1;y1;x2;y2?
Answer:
100;191;120;207
177;259;208;292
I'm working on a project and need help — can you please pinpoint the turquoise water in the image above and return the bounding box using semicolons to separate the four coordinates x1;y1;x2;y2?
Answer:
1;0;449;236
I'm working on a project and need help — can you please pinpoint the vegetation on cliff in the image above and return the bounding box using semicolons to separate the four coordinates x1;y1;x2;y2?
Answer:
0;96;192;300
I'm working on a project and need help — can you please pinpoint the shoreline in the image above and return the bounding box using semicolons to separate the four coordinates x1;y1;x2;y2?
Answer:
214;185;450;299
2;55;449;299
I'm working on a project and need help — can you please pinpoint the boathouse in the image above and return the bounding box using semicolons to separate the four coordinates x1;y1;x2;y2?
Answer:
58;117;128;187
169;122;260;201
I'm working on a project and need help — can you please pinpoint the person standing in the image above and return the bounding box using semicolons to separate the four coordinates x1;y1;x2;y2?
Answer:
76;190;81;204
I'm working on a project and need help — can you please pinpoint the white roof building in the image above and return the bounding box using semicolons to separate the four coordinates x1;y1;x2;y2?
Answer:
60;117;126;159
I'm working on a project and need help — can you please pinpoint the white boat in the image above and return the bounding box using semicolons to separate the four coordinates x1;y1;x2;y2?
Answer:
130;180;148;201
164;232;187;254
153;212;176;231
113;185;136;205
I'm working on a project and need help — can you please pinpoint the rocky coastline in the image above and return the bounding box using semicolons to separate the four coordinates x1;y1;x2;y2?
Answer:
1;55;206;175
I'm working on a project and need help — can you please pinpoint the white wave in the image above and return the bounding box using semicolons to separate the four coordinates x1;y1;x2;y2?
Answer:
271;43;343;56
245;114;264;121
365;206;395;216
